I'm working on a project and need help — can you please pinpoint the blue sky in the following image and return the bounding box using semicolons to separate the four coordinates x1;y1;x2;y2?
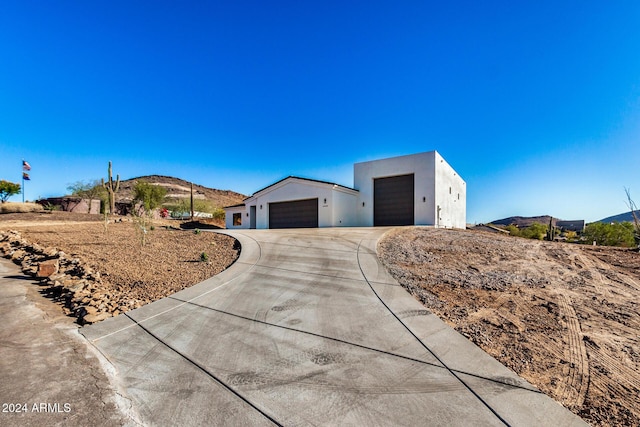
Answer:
1;1;639;223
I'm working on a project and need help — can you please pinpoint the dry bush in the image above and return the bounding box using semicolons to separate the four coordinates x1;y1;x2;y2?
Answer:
0;202;44;214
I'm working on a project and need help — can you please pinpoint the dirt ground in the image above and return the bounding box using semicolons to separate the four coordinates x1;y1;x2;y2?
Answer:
0;212;239;309
379;227;640;427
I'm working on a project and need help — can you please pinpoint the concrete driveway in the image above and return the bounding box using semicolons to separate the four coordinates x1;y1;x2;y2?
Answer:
82;228;585;426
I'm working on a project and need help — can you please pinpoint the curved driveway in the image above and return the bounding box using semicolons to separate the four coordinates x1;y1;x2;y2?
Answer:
82;228;585;426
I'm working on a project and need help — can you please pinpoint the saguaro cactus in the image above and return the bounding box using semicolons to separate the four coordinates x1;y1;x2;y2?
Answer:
101;161;120;214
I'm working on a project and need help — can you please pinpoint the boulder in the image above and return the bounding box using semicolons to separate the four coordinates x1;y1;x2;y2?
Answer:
11;249;26;262
37;260;59;278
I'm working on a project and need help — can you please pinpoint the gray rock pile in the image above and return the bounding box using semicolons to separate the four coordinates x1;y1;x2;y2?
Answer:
0;230;121;324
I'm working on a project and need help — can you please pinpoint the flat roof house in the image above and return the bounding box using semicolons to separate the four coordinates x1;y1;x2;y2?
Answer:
224;151;466;229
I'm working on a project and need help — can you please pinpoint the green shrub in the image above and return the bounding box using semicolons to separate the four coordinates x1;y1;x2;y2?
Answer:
506;222;547;240
505;225;520;236
200;252;209;262
42;202;61;212
582;222;635;247
520;223;548;240
194;228;201;235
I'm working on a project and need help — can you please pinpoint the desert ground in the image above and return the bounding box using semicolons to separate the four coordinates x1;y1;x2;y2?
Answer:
379;227;640;427
0;212;239;318
1;212;639;426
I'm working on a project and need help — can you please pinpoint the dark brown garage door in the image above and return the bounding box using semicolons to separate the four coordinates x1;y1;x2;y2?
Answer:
269;198;319;229
374;174;414;226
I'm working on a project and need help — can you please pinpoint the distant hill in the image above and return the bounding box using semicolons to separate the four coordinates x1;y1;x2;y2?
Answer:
117;175;246;208
598;210;640;224
490;215;554;228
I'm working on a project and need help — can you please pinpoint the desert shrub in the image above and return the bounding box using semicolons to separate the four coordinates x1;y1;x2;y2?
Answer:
582;222;635;247
200;252;209;262
42;202;61;212
505;225;520;236
194;228;201;235
506;222;547;240
211;207;225;221
0;202;43;214
564;230;578;242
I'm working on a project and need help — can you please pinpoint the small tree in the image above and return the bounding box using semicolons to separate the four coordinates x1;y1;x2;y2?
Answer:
0;180;21;203
133;180;167;213
67;179;107;212
132;180;167;245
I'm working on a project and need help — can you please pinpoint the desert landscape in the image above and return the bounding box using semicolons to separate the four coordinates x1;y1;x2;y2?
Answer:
1;213;639;426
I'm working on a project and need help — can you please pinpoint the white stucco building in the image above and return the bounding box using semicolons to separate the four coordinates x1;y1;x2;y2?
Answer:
224;151;466;229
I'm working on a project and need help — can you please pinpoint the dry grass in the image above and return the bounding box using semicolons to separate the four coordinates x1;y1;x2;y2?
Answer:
0;202;43;214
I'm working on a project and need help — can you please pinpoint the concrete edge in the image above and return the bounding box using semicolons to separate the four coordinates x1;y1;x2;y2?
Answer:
80;230;262;342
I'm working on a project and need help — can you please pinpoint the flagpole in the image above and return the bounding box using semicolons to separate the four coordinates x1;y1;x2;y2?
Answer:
22;159;25;203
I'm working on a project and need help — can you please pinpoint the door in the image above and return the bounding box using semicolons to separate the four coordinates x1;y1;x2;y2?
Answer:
250;205;256;229
268;198;319;229
373;174;414;226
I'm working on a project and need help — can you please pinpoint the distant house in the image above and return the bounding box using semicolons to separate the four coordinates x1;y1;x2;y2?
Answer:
39;197;101;214
224;151;466;229
556;220;585;232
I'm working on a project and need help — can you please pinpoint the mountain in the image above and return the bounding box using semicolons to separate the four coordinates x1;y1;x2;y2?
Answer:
116;175;246;208
489;215;554;228
598;210;640;224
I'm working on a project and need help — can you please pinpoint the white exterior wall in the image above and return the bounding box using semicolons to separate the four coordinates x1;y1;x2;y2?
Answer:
353;151;466;229
354;151;437;227
433;151;466;229
225;178;359;229
332;188;359;226
225;205;249;229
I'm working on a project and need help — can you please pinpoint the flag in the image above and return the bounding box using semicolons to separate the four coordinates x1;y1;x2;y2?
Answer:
23;172;30;181
22;160;31;171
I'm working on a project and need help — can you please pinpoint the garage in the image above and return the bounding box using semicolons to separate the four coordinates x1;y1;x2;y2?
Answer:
373;174;414;226
269;198;319;229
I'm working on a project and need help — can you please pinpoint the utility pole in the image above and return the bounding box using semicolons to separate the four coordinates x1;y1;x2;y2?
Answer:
190;182;194;221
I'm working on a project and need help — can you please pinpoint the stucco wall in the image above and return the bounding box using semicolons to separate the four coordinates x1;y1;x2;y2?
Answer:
225;205;248;229
354;151;438;226
332;188;359;226
433;151;466;228
226;179;358;229
353;151;465;228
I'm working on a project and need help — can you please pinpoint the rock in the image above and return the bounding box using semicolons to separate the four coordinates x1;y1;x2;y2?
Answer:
84;306;99;316
49;272;68;281
23;266;38;276
37;260;59;278
11;249;26;262
44;247;58;257
83;312;110;324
